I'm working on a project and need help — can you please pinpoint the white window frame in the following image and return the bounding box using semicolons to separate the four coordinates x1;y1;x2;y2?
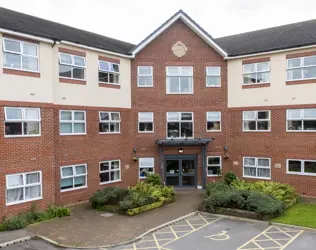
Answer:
60;164;88;192
138;112;154;133
98;60;120;85
243;157;271;180
242;110;271;132
287;159;316;176
59;110;86;135
2;38;40;73
58;52;86;80
166;112;194;139
286;109;316;132
4;107;41;138
287;56;316;81
206;67;221;87
99;160;121;184
99;112;121;134
207;156;222;176
242;62;270;85
139;158;155;179
6;171;42;206
137;66;153;87
166;66;194;94
206;111;221;132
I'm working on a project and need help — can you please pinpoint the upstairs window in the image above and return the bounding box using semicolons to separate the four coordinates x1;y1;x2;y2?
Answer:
166;66;193;94
99;61;120;85
167;112;193;138
3;38;39;72
287;56;316;81
99;112;120;133
206;67;221;87
243;62;270;85
206;112;221;131
243;111;270;131
138;66;153;87
59;53;85;80
138;112;154;133
287;109;316;131
4;107;41;137
60;110;86;135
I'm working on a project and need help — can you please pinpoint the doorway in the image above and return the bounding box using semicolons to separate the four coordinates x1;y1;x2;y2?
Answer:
164;155;197;187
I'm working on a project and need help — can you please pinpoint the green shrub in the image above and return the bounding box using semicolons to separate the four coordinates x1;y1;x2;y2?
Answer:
206;181;232;196
161;186;175;198
224;171;237;185
89;187;128;209
231;179;299;207
146;174;162;186
46;206;71;217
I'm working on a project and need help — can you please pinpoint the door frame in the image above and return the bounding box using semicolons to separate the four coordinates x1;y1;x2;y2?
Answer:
164;154;197;187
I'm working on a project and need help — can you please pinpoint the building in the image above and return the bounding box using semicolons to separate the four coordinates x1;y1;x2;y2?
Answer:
0;7;316;217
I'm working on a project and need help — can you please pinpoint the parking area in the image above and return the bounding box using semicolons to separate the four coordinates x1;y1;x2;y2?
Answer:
4;213;316;250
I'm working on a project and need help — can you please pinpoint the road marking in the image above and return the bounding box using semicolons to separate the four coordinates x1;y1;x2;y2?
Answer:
205;231;230;241
169;226;179;239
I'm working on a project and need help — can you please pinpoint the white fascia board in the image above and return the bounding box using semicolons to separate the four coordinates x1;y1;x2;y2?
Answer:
0;28;54;44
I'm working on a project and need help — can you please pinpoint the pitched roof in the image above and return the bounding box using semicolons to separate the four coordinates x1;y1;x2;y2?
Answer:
0;7;135;55
131;10;227;57
215;19;316;57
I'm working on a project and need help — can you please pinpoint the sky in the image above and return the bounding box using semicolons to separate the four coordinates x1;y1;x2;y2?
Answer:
1;0;316;45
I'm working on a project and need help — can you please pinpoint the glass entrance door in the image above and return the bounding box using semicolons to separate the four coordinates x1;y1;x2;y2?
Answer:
165;155;196;187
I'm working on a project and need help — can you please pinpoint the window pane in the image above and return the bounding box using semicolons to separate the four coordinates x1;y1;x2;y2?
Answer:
207;112;220;121
60;123;72;134
304;161;316;174
243;121;256;130
4;53;21;69
244;167;256;176
99;123;109;133
167;77;180;93
181;122;193;137
140;158;154;167
207;121;221;131
243;74;256;84
25;185;41;199
113;74;119;84
60;54;72;64
139;66;152;75
181;113;192;120
243;64;255;73
100;162;109;171
22;44;37;56
206;67;220;76
6;108;22;120
22;57;38;71
140;167;154;178
258;168;270;178
180;67;193;76
257;121;269;130
258;111;269;119
111;113;120;121
73;67;85;79
139;112;153;121
243;111;256;120
288;109;302;119
25;109;40;120
100;172;110;183
108;73;114;83
167;67;179;75
74;176;86;187
287;120;302;130
7;175;23;187
167;122;179;138
258;159;269;167
304;120;316;130
26;173;40;184
303;109;316;119
138;76;152;86
208;166;220;175
99;61;109;71
61;178;73;190
112;64;119;72
206;76;220;86
168;112;180;121
59;64;72;78
4;40;21;52
99;72;109;82
288;58;301;68
74;56;85;67
287;69;302;80
304;56;316;66
24;121;40;135
7;188;23;203
111;171;120;181
109;122;120;132
111;161;120;169
303;66;316;79
61;111;72;120
75;165;86;175
74;112;85;121
288;161;301;172
244;158;255;166
180;77;192;93
257;62;269;72
5;122;22;135
74;123;85;133
62;167;73;177
100;112;109;121
208;157;220;165
139;122;153;132
257;72;269;83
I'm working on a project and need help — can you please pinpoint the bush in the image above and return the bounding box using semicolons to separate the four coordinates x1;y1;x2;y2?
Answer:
146;173;162;186
224;172;237;185
206;182;231;196
231;179;299;207
89;187;128;209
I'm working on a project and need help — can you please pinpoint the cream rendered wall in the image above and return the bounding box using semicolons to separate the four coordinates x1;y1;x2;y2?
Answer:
0;33;54;103
53;44;131;109
228;48;316;108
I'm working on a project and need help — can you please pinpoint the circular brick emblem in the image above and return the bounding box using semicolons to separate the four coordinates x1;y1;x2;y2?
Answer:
172;41;188;57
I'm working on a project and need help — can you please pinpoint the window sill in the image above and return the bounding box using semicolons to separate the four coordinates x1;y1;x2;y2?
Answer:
287;172;316;177
6;197;43;206
242;130;271;133
166;93;194;95
242;83;270;89
59;77;86;85
138;131;154;134
3;68;40;78
99;132;121;135
207;175;221;177
286;79;316;85
98;83;120;89
137;85;154;88
286;130;316;133
100;180;121;185
206;130;222;132
243;176;271;180
5;134;41;138
60;186;88;193
206;85;221;88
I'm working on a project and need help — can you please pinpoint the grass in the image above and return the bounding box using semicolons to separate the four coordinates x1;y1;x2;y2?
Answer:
271;203;316;228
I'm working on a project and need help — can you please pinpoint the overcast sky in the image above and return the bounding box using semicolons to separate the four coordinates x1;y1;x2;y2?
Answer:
1;0;316;45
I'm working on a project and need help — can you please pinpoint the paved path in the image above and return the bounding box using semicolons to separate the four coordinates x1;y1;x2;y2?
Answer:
24;189;203;248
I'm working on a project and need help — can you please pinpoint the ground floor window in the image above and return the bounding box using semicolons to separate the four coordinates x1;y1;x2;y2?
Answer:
6;171;42;205
287;159;316;176
100;160;121;184
207;156;221;176
243;157;271;179
60;164;87;191
139;158;154;178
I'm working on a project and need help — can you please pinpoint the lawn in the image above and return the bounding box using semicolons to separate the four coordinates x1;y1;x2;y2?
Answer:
271;203;316;228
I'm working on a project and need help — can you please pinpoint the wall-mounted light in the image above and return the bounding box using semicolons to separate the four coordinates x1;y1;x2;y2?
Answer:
223;146;229;159
178;148;184;154
132;147;138;162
